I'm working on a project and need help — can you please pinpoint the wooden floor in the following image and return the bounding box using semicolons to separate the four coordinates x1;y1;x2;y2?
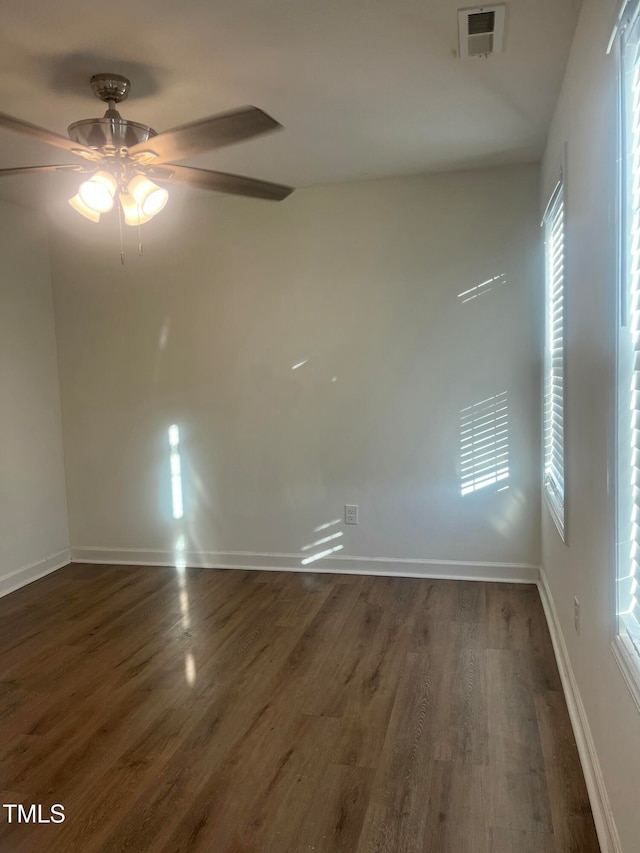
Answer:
0;564;599;852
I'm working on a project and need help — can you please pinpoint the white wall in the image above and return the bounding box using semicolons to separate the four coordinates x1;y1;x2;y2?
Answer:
49;165;541;577
541;0;640;850
0;199;69;594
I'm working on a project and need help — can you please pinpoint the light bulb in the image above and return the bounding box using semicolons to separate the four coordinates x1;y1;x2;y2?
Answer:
128;175;169;218
69;194;100;222
79;171;117;213
119;191;153;226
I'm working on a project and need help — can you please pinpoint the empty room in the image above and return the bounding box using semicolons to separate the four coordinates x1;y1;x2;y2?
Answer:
1;0;639;850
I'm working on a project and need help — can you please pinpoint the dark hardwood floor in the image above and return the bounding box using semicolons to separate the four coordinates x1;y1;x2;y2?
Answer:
0;564;599;852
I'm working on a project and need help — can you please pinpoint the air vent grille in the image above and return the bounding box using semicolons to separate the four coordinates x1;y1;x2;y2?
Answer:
469;33;493;56
458;5;506;58
468;11;495;35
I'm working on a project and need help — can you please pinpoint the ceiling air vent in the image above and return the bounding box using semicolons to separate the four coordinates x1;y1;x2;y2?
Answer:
458;5;506;58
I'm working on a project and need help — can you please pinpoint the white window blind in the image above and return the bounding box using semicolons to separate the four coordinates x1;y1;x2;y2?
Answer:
618;2;640;663
543;181;566;539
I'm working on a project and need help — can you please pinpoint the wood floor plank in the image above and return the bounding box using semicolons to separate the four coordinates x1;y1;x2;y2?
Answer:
420;760;489;853
285;762;372;853
355;651;446;852
486;647;554;835
486;584;562;693
534;690;600;852
0;566;600;852
487;826;558;853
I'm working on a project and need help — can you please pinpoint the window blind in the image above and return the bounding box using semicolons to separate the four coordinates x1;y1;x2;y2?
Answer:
619;4;640;656
543;182;566;538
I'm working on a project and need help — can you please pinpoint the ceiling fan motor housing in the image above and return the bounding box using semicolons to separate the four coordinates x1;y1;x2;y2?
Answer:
68;117;157;151
67;74;157;152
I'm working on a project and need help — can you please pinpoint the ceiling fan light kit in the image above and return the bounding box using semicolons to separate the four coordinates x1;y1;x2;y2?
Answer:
0;72;294;259
68;193;100;222
127;174;168;217
119;189;154;226
78;170;118;214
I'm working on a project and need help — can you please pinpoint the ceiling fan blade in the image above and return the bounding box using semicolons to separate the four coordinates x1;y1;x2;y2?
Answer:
128;107;282;165
0;164;95;178
142;164;294;201
0;112;99;161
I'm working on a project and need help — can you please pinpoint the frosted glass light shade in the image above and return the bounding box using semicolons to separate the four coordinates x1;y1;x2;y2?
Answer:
79;171;117;213
128;175;168;217
69;193;100;222
119;191;153;226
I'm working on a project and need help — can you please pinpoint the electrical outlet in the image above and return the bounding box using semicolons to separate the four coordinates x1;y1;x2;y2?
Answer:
574;597;580;635
345;504;358;525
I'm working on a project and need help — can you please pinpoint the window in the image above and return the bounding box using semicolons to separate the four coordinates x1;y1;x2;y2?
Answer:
617;0;640;680
543;179;566;540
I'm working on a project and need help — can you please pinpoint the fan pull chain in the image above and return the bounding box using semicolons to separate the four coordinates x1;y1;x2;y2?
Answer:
117;197;125;265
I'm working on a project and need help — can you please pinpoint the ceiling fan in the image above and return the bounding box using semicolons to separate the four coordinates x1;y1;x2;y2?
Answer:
0;73;294;228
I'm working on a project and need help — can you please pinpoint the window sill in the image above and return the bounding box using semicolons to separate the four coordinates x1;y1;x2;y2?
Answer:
544;484;566;543
611;634;640;713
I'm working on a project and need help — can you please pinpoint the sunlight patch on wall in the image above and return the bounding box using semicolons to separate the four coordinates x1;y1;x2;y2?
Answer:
169;424;184;520
301;544;344;565
174;532;187;570
458;273;507;304
301;517;346;565
314;519;341;533
460;391;509;495
301;531;343;551
158;318;170;350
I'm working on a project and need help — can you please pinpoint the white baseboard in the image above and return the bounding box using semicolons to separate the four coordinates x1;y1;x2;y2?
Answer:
537;567;622;853
0;548;70;598
70;546;539;583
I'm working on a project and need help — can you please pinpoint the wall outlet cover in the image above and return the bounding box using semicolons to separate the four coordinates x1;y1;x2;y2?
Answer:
345;505;358;525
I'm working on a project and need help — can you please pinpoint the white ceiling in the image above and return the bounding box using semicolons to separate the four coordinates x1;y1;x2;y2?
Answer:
0;0;581;206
